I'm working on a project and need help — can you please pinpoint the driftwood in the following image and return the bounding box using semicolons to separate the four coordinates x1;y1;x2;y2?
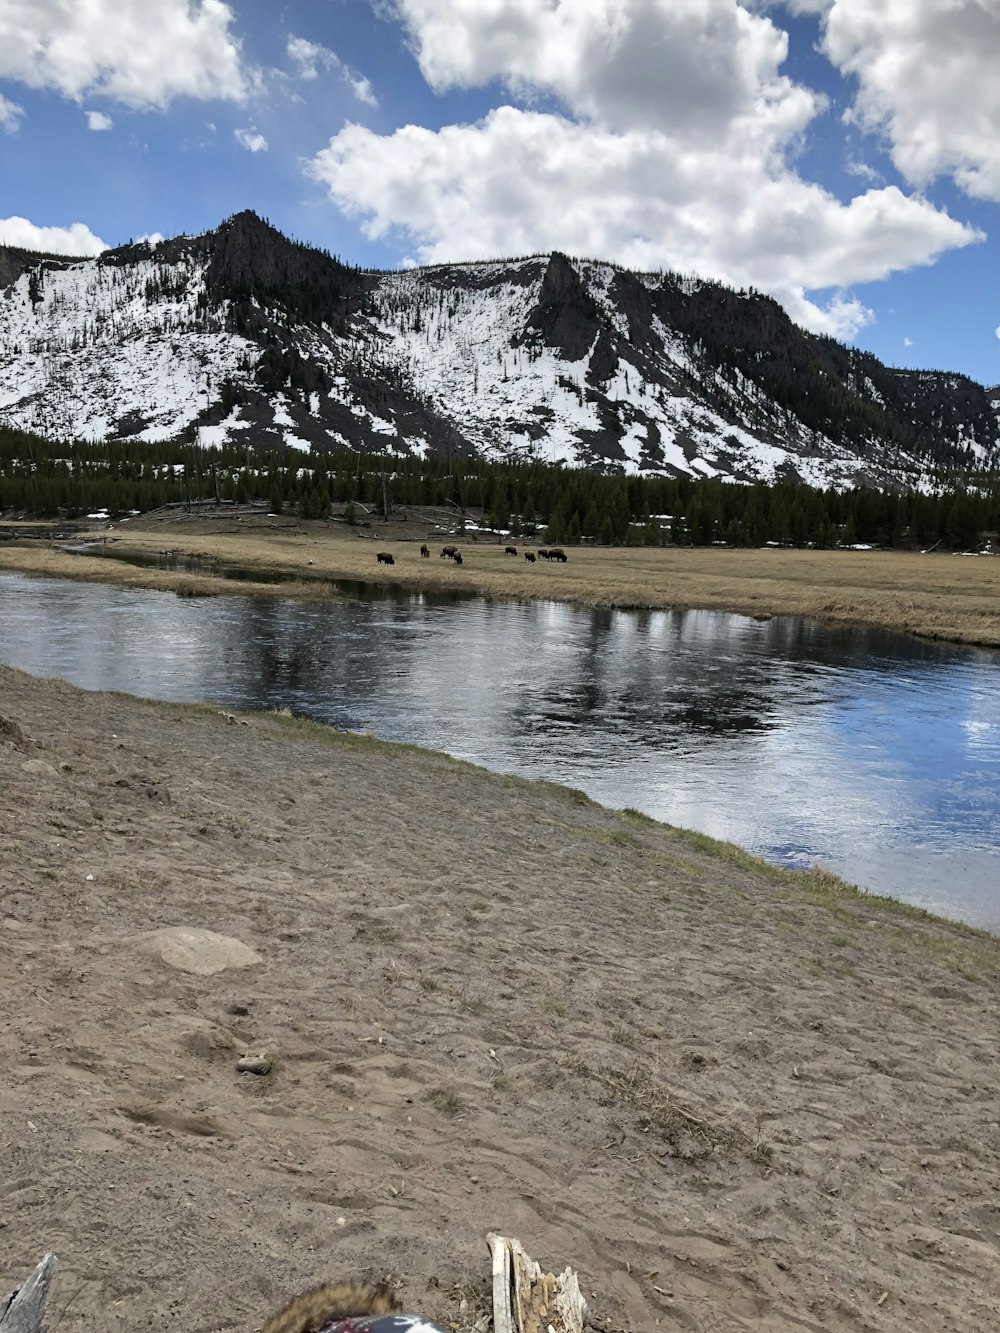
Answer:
4;1241;584;1333
487;1234;587;1333
0;1255;55;1333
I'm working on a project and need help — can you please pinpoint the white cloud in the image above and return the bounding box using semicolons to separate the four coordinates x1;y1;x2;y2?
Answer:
311;4;981;341
234;126;267;153
287;36;339;81
995;326;1000;342
818;0;1000;201
0;0;248;109
0;91;24;132
904;336;913;348
86;109;113;131
0;215;107;255
395;0;822;143
845;157;880;184
347;73;378;108
286;33;378;106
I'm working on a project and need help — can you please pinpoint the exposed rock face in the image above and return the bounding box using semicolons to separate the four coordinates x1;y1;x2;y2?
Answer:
520;251;601;363
1;211;997;488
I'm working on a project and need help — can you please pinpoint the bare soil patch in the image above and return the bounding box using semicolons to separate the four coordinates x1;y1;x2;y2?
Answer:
3;665;1000;1331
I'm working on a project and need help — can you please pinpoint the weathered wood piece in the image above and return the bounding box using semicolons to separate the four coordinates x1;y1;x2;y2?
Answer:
0;1254;56;1333
487;1234;587;1333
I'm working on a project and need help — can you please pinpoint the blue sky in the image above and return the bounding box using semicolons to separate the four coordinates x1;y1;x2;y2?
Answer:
1;0;998;387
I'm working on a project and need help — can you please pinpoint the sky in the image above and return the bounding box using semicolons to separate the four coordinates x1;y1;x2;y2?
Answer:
1;0;998;388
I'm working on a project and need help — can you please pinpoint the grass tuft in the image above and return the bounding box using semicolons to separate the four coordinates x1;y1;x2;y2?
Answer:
425;1087;464;1117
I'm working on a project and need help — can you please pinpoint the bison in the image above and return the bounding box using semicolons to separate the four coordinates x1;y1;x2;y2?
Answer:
548;548;568;562
537;549;550;560
440;545;458;559
420;544;430;558
376;551;394;565
453;551;463;565
505;545;518;556
524;552;536;563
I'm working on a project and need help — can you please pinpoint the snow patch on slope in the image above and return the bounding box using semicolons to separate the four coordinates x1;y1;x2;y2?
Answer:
0;255;257;441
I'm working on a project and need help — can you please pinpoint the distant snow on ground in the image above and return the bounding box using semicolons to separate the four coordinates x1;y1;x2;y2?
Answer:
198;408;247;447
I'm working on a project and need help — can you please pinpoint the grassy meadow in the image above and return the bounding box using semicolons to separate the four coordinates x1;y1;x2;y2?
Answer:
1;509;999;646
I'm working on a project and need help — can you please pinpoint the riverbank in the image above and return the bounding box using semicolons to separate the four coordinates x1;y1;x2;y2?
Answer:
2;508;1000;647
3;662;1000;1332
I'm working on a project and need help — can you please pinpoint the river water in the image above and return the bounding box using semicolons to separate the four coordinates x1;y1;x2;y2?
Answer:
2;569;998;930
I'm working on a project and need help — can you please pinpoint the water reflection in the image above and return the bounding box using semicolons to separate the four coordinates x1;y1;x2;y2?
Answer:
1;570;998;930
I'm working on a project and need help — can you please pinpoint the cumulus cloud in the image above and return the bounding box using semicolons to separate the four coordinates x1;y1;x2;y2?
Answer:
313;113;977;336
396;0;822;142
0;215;108;255
287;34;378;106
234;126;267;153
0;91;23;132
86;110;113;131
818;0;1000;201
311;0;981;339
0;0;248;109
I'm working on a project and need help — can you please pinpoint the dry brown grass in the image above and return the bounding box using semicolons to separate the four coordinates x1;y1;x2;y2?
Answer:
2;513;1000;645
565;1056;768;1162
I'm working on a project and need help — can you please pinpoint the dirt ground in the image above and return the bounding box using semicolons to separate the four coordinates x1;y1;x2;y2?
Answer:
3;663;1000;1332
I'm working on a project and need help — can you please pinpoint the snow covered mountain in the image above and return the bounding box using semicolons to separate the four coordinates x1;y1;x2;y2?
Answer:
1;210;997;489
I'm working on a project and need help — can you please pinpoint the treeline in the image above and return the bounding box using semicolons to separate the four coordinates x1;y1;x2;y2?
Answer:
1;424;998;551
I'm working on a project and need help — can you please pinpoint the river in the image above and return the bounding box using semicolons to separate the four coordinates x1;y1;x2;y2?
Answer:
2;569;998;930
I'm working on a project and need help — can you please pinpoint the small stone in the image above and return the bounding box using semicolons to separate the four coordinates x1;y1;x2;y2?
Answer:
21;758;58;777
236;1055;272;1076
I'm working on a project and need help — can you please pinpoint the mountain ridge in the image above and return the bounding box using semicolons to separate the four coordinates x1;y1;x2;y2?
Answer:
1;210;997;490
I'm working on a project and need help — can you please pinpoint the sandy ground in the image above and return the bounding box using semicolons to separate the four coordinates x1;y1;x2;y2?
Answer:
3;663;1000;1332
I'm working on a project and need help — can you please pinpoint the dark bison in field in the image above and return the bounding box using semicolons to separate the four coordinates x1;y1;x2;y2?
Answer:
453;552;463;565
440;545;458;559
524;552;536;562
376;551;394;565
420;544;430;557
547;548;568;562
537;549;550;559
505;545;517;556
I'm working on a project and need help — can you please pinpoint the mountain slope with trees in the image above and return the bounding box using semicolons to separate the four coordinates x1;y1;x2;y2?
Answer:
0;211;997;491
